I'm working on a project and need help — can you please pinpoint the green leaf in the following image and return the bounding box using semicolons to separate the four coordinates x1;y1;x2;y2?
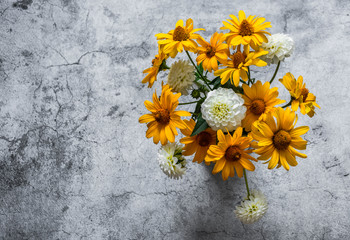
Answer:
209;76;221;85
191;114;209;136
197;62;203;74
194;99;204;114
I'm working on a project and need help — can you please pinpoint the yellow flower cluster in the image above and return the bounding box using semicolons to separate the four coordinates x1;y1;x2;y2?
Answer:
139;10;320;182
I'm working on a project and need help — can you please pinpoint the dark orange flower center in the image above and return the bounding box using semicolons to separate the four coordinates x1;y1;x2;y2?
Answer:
173;26;190;41
300;88;309;102
154;109;170;124
225;146;241;162
273;130;291;150
197;131;212;147
250;99;266;115
239;20;253;36
232;52;246;68
205;46;216;58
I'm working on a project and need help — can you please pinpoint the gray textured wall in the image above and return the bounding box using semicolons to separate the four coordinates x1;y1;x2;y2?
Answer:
0;0;349;239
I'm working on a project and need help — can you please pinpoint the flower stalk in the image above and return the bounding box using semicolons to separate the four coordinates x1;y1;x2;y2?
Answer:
178;101;199;105
269;61;280;84
243;169;250;198
185;51;213;90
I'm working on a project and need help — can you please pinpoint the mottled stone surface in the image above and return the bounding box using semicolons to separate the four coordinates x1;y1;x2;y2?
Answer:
0;0;349;239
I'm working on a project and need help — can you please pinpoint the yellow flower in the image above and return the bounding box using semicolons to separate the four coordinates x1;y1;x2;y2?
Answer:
221;10;271;48
196;32;229;72
214;45;267;86
142;48;168;88
139;85;191;145
155;19;204;58
180;119;217;164
279;73;320;117
205;127;257;181
251;108;309;171
241;81;285;131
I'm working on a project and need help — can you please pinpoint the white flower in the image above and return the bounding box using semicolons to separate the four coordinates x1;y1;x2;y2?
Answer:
234;190;268;224
261;33;294;65
201;88;246;132
158;142;187;179
167;60;195;95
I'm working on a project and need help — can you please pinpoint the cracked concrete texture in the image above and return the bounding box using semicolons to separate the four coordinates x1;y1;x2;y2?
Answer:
0;0;349;239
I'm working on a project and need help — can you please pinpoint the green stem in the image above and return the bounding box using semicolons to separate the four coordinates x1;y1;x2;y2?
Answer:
178;101;199;105
243;169;250;198
248;67;252;85
281;98;292;108
185;51;213;91
269;61;280;84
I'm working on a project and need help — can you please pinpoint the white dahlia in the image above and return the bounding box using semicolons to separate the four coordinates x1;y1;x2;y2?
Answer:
201;88;246;132
167;60;195;95
261;33;294;65
158;142;187;179
234;190;268;224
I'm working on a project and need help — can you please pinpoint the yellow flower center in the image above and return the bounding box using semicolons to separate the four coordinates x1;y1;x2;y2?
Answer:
300;88;309;102
250;99;266;115
197;131;212;147
225;146;241;162
273;130;291;150
239;20;253;36
232;52;246;68
205;46;216;58
212;102;230;120
154;109;170;125
173;26;190;41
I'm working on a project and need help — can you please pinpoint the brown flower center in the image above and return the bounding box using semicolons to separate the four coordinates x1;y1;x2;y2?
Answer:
205;46;216;58
197;131;212;147
300;88;309;102
239;20;253;36
225;146;241;162
154;109;170;125
273;130;291;150
250;99;266;115
232;52;246;68
173;26;190;41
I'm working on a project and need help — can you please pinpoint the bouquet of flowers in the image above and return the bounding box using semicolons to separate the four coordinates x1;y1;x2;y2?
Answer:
139;10;320;224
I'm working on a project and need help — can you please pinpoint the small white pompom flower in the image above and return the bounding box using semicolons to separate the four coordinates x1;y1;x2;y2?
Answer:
158;142;187;179
201;88;246;132
234;190;268;224
167;60;195;95
261;33;294;65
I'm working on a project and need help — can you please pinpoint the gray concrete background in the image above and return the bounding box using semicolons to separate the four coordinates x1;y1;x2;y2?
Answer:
0;0;349;239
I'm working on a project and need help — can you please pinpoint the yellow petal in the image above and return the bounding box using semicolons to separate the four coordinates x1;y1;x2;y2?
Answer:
139;114;155;123
212;158;226;174
290;126;309;138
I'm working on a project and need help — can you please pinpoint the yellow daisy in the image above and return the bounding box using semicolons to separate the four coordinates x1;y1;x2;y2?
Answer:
221;10;271;48
251;107;309;170
196;32;229;72
155;18;204;58
180;119;217;164
142;48;168;88
139;85;191;145
214;45;267;86
205;127;257;181
279;73;320;117
241;81;285;131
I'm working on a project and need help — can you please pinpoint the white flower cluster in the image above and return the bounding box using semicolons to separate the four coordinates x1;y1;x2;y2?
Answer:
167;60;195;95
261;33;294;65
201;88;246;132
158;143;187;179
234;190;268;224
